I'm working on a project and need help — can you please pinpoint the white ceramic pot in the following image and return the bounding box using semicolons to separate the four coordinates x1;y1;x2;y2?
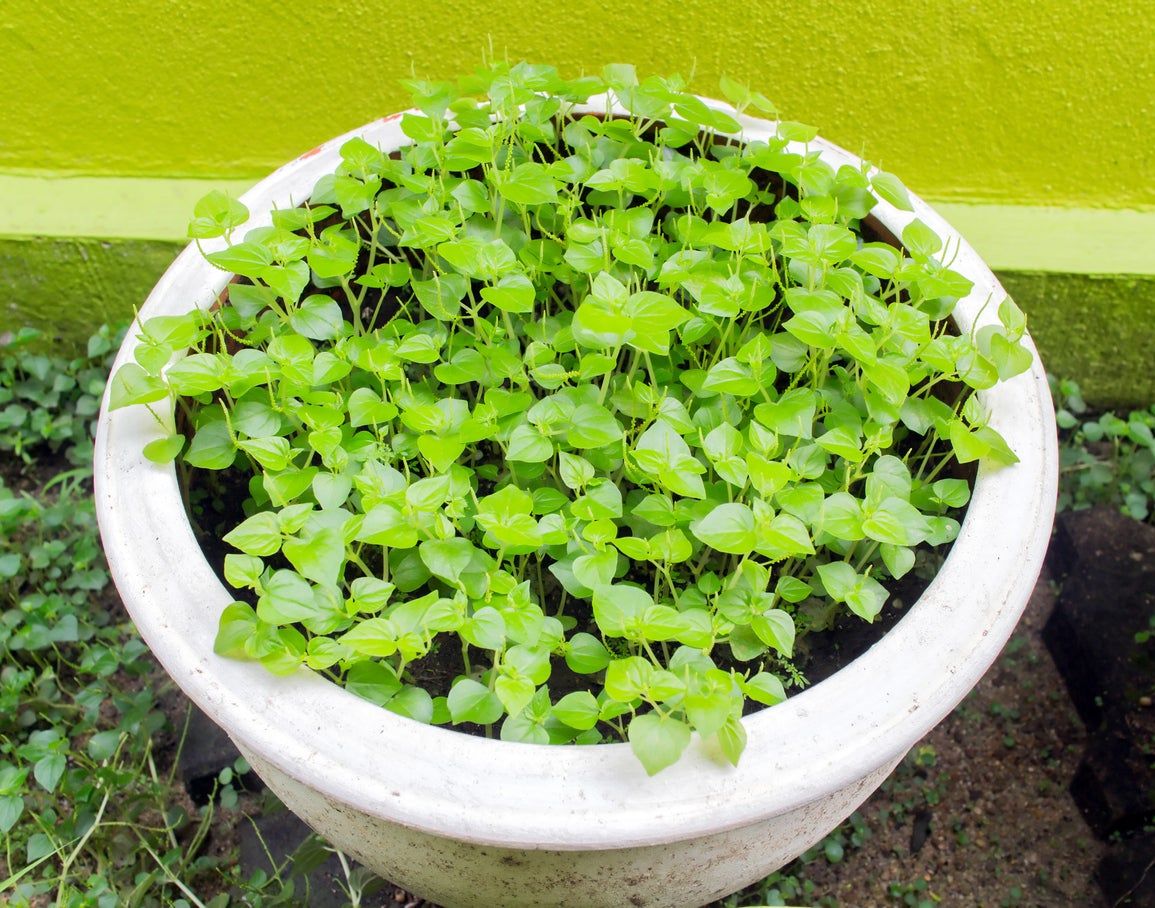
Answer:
95;97;1058;908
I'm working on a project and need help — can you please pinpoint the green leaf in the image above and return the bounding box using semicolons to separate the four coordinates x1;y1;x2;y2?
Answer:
256;570;317;625
716;715;748;766
754;389;816;438
214;602;260;659
495;674;536;716
866;455;912;508
754;513;815;560
206;241;273;278
345;661;402;705
481;273;537;313
143;433;185;464
496;162;559;206
412;273;468;321
633;493;676;527
880;544;916;579
33;753;65;793
592;584;652;637
633;420;706;498
356;503;418;548
290;294;345;340
167;353;224;395
751;609;795;657
262;261;310;303
447;678;504;725
188;190;248;238
386;686;435;723
223;511;282;556
818;492;865;541
628;713;692;776
237;435;291;471
675;95;742;133
0;795;24;834
224;553;264;589
816;561;858;601
693;503;757;555
419;537;478;585
109;363;168;410
701;357;759;397
901;219;943;260
338;618;399;657
552;691;600;730
566;404;623;449
742;672;786;706
605;656;654;702
283;522;345;587
558;451;595;490
870;171;914;211
988;330;1033;380
506;423;554;462
815;426;863;462
817;561;888;622
462;606;506;651
573;548;619;589
614;535;651;560
185;419;235;470
565;632;612;673
862;497;930;547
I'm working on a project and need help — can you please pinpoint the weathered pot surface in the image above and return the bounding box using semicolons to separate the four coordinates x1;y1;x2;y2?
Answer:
95;96;1058;908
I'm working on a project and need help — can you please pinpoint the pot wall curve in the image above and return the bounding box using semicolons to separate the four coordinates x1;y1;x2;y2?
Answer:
240;744;900;908
95;95;1058;906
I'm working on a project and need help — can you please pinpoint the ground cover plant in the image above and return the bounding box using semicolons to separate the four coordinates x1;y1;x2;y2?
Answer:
1053;376;1155;524
109;62;1032;774
0;327;364;906
0;328;224;905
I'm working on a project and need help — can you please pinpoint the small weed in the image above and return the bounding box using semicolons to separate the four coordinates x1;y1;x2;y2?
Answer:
887;877;941;907
1052;375;1155;523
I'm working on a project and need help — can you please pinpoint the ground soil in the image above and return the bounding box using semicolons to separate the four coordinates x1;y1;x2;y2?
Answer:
744;565;1106;908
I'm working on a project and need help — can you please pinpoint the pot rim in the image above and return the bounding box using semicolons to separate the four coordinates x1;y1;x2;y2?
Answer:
95;94;1058;851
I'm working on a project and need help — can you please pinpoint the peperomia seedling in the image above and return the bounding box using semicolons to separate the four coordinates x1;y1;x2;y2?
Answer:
110;62;1031;774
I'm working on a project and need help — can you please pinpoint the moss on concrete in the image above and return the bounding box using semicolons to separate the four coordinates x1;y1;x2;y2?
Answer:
2;238;1151;409
998;271;1155;409
0;236;179;347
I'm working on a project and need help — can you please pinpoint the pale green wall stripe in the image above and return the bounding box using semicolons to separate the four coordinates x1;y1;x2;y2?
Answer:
2;174;1154;277
932;203;1155;276
0;174;254;243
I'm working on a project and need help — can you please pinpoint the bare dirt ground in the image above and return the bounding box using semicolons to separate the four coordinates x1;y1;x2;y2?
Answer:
719;565;1105;908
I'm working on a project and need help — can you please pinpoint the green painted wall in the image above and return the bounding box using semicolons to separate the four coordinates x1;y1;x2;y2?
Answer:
2;1;1154;209
2;1;1154;405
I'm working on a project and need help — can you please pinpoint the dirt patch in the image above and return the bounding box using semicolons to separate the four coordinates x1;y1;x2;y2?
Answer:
721;565;1105;907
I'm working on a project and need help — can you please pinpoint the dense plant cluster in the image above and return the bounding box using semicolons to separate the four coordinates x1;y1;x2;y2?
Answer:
110;63;1030;772
0;328;111;466
0;329;193;904
1053;376;1155;523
